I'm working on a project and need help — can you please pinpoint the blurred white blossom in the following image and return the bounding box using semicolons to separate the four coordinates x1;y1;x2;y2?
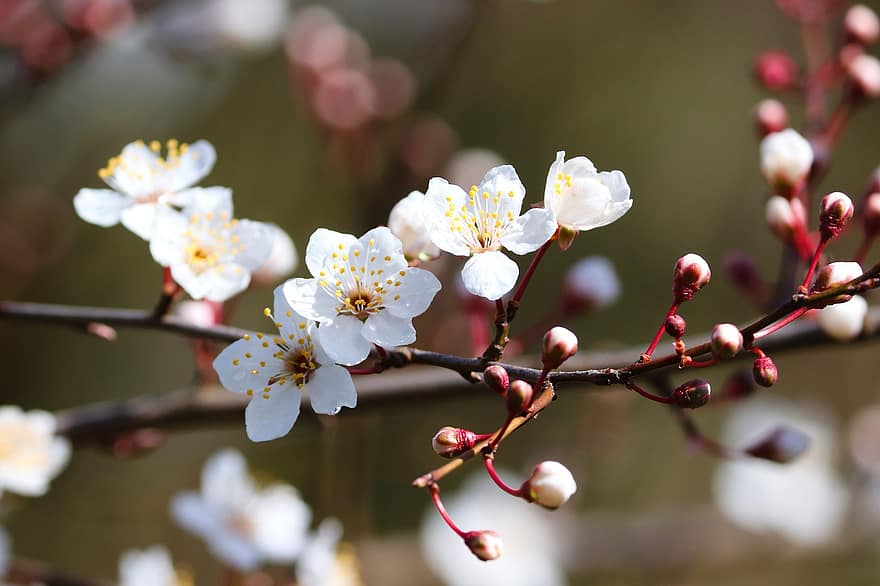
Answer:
251;223;299;286
298;518;362;586
118;546;180;586
817;295;867;341
563;256;621;311
0;406;70;498
387;191;440;262
759;129;813;189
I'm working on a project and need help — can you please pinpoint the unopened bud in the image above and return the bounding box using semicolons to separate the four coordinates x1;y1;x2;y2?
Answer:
755;98;789;136
863;192;880;237
720;369;757;400
818;191;854;240
711;323;743;359
664;314;686;338
765;195;807;242
760;129;813;192
672;379;711;409
839;43;865;68
541;326;578;370
754;50;798;91
744;425;810;463
817;295;868;341
506;380;534;416
520;461;578;509
463;530;503;561
431;426;477;458
673;253;711;301
725;251;763;297
811;261;863;304
482;365;510;396
752;355;778;387
562;256;621;314
844;4;880;46
847;53;880;98
557;225;578;251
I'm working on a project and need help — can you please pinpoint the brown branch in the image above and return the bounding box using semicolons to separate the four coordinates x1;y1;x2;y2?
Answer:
6;558;110;586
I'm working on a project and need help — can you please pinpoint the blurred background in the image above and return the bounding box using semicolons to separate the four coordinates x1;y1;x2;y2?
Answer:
3;0;880;584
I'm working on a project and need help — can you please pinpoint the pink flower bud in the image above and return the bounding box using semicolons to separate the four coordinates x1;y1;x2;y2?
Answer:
847;53;880;98
506;380;534;416
818;191;854;240
432;426;478;458
765;196;804;242
463;530;503;561
754;99;789;136
752;355;778;387
541;326;579;370
664;314;687;338
744;425;809;463
811;261;863;304
863;192;880;237
672;379;711;409
711;323;743;359
482;365;510;396
754;51;798;91
673;253;711;302
844;4;880;46
520;461;578;509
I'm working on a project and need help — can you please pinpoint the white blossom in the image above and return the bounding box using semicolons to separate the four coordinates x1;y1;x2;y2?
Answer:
283;227;441;365
759;129;813;189
73;139;227;240
387;191;440;262
543;151;632;232
522;461;578;509
150;199;273;302
252;223;299;286
817;295;868;341
563;256;621;310
0;406;70;498
213;286;357;441
713;397;849;546
170;449;312;570
297;519;362;586
424;165;557;300
118;546;179;586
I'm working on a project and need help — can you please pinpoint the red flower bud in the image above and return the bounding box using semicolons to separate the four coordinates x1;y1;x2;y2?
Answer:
818;191;854;240
541;326;579;370
431;426;477;458
506;380;534;416
672;379;711;409
673;253;711;302
754;50;798;91
482;365;510;396
752;355;778;387
744;425;809;463
664;314;686;338
711;323;744;359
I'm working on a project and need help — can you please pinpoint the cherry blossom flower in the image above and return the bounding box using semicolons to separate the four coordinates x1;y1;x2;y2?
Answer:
0;406;70;498
423;165;557;300
297;518;363;586
387;191;440;262
283;227;441;365
118;546;183;586
213;286;357;441
149;199;273;302
170;449;312;570
543;151;632;233
73;139;228;240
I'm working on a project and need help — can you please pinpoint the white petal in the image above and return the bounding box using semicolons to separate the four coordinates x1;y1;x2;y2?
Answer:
253;224;298;285
167;140;218;192
598;170;631;202
149;207;189;266
245;386;302;442
120;203;158;240
283;278;339;322
213;336;281;394
461;251;519;300
423;177;473;256
272;284;312;337
360;226;407;272
305;228;360;278
170;492;221;537
248;485;312;563
73;188;129;227
201;449;255;510
543;151;566;205
317;316;372;365
362;311;416;347
501;208;557;254
478;164;526;219
172;186;233;214
107;141;162;196
308;365;357;415
385;267;442;318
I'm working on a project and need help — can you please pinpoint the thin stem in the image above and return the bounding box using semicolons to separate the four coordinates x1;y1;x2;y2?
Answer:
482;299;510;362
801;238;827;289
641;303;679;360
752;307;810;342
429;484;466;537
483;455;523;497
152;267;180;319
625;381;673;405
508;239;553;320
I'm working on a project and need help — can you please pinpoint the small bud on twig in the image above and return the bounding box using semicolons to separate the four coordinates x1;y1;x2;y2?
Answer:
760;129;813;193
744;425;810;463
463;530;503;561
541;326;579;370
846;54;880;99
752;355;778;387
863;192;880;238
673;253;711;302
754;51;798;91
765;195;807;242
818;191;854;240
672;379;711;409
755;99;789;136
506;380;534;416
432;426;478;459
811;261;863;304
844;4;880;46
664;314;686;338
520;461;578;509
482;365;510;396
711;323;743;359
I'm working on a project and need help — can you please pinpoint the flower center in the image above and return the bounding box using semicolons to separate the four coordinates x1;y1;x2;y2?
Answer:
552;172;574;196
182;211;243;274
98;138;191;181
0;422;50;470
444;186;517;252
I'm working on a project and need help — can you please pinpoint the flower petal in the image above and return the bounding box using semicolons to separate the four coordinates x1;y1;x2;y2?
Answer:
120;203;158;240
167;140;218;192
149;207;189;266
201;449;255;510
359;226;407;273
228;220;274;270
245;386;302;442
248;485;312;563
283;278;339;323
316;316;372;365
73;188;129;227
461;251;519;300
172;186;233;213
423;177;473;256
305;228;360;278
308;364;357;415
385;267;442;318
213;335;281;394
362;311;416;347
478;164;526;220
501;207;557;254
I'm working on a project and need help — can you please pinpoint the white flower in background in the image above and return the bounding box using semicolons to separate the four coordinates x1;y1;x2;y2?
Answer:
208;0;289;52
284;227;441;365
543;151;632;232
562;255;621;311
817;295;868;341
173;300;219;328
170;449;312;570
150;201;273;302
73;139;227;240
0;406;70;497
298;518;363;586
713;397;849;546
118;546;182;586
759;129;814;190
251;223;299;286
424;165;557;300
420;471;569;586
387;191;440;262
213;286;357;442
